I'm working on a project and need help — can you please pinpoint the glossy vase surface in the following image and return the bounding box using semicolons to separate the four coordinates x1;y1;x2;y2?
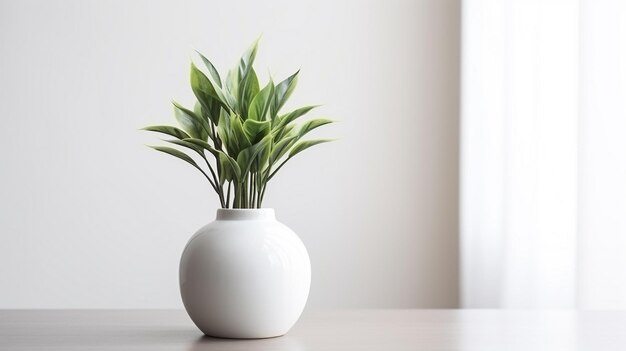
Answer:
179;208;311;338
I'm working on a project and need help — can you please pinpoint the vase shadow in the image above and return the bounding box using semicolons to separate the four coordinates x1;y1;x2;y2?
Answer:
188;334;306;351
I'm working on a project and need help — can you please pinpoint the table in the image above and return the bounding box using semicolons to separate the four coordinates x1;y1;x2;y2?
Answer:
1;309;625;350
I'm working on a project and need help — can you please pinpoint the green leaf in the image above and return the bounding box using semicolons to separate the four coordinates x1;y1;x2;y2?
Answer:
193;100;220;127
254;133;273;173
230;114;251;154
210;103;221;126
274;123;297;143
165;139;205;156
272;70;299;117
236;134;273;177
255;142;272;173
217;111;231;153
225;68;240;100
219;152;242;183
238;68;259;119
142;125;190;140
248;81;275;121
289;139;333;158
190;62;219;104
190;62;231;112
148;146;199;168
298;118;334;137
222;90;238;114
217;113;250;157
196;51;222;88
182;138;219;157
239;37;260;77
276;105;320;129
218;153;233;184
173;101;210;141
270;135;297;164
193;101;204;119
243;119;271;144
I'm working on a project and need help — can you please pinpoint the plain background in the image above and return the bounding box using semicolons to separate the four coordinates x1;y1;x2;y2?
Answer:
0;0;460;308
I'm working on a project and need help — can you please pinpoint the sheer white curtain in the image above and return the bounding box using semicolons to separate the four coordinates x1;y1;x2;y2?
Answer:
461;0;626;309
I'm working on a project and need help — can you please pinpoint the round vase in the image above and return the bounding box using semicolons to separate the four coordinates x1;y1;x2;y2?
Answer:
179;208;311;339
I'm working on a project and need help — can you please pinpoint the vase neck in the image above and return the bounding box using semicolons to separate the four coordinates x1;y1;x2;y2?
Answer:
216;208;276;221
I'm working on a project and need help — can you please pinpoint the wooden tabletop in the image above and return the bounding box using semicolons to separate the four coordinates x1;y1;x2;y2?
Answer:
1;309;626;350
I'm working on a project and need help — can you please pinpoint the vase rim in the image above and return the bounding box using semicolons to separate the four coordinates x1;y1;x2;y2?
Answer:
216;208;275;220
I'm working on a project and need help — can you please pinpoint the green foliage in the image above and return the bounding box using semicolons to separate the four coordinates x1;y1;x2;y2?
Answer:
172;101;210;140
142;125;190;140
143;39;334;208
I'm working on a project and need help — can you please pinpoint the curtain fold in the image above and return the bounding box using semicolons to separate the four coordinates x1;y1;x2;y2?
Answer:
461;0;626;309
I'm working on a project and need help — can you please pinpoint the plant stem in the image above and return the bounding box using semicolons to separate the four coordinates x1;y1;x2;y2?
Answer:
192;165;226;208
247;174;251;208
255;184;260;208
225;181;232;209
209;122;227;208
251;172;257;208
200;154;225;207
259;182;267;207
234;182;240;208
239;182;243;208
239;179;246;208
267;157;290;181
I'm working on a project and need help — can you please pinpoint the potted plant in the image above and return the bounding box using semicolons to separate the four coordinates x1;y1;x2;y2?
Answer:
143;39;333;338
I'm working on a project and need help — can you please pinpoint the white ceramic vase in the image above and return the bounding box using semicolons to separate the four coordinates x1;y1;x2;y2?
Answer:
179;208;311;339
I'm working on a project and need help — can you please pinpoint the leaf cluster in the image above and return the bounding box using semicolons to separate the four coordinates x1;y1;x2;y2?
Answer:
143;39;334;208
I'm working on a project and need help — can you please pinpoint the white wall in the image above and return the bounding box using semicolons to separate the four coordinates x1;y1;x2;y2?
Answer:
0;0;460;308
